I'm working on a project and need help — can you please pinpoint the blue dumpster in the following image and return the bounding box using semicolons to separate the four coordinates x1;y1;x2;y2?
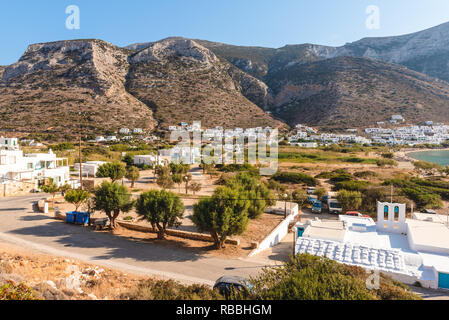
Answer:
66;212;76;224
75;212;90;225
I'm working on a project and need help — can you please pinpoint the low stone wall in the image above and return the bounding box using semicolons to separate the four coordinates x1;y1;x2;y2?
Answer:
118;221;240;246
0;181;35;198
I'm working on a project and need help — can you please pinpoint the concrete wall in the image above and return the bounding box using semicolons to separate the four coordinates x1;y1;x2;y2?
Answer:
249;210;299;257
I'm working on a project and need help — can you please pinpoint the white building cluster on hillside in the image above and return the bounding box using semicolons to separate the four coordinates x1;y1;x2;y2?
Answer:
365;124;449;145
288;124;372;147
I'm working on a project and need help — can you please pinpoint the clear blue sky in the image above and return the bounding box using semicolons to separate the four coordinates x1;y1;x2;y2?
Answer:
1;0;449;65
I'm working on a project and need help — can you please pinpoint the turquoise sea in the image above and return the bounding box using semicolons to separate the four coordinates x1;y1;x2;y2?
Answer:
408;150;449;166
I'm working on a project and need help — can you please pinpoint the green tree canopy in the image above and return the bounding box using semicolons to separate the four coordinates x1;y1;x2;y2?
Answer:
292;189;308;209
64;189;90;212
135;190;185;239
96;162;127;182
93;181;134;229
337;190;362;212
225;172;274;219
192;187;250;249
123;154;134;167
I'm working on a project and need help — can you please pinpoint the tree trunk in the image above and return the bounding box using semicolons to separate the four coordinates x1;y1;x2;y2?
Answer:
156;224;166;240
106;212;114;230
131;180;135;188
210;231;222;249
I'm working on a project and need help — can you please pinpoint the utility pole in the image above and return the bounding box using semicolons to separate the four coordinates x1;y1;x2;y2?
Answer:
78;111;85;190
390;184;393;203
79;133;83;190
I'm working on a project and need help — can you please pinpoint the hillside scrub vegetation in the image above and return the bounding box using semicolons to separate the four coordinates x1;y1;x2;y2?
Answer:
238;254;421;300
272;172;317;186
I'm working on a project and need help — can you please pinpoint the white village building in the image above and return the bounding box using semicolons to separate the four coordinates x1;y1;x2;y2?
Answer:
293;202;449;290
74;161;107;177
133;155;165;167
0;142;74;196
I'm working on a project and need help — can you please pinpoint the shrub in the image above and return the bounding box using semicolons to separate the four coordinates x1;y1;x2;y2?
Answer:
122;279;222;300
0;281;39;300
239;254;420;300
272;172;317;186
334;180;371;192
337;190;362;212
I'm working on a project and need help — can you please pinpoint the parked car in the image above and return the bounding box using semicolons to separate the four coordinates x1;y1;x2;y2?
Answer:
312;201;323;214
328;200;343;214
306;187;316;195
213;276;251;299
346;211;370;218
421;209;437;214
308;195;318;204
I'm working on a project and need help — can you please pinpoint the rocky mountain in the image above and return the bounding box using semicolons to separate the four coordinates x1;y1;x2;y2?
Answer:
330;22;449;83
0;39;157;136
266;56;449;128
3;21;449;137
0;38;283;136
125;38;280;128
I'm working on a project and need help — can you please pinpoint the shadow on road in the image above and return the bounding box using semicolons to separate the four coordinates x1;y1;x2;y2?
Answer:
9;221;204;264
0;208;27;212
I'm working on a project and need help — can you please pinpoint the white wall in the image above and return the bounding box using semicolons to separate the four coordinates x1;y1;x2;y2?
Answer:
249;210;299;257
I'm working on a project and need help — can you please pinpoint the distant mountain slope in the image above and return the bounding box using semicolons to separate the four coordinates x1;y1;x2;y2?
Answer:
267;56;449;128
331;22;449;83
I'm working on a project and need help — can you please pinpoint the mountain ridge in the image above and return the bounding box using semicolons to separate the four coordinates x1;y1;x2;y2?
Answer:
2;21;449;136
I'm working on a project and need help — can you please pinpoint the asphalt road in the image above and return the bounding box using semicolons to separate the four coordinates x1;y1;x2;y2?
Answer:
0;194;276;286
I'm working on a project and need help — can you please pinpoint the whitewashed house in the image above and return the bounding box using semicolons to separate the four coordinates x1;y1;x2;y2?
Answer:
294;201;449;290
74;161;107;177
119;128;130;135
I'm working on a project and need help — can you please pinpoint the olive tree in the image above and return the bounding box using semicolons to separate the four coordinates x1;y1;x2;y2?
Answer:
64;189;90;212
225;172;274;219
292;189;308;209
41;181;59;209
93;181;134;229
126;166;140;188
189;182;202;195
192;187;250;249
135;190;185;240
96;162;127;182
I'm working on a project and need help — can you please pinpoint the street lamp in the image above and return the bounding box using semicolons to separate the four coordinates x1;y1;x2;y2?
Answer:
184;175;189;194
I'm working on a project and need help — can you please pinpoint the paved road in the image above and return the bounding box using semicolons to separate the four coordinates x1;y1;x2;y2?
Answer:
0;195;277;286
